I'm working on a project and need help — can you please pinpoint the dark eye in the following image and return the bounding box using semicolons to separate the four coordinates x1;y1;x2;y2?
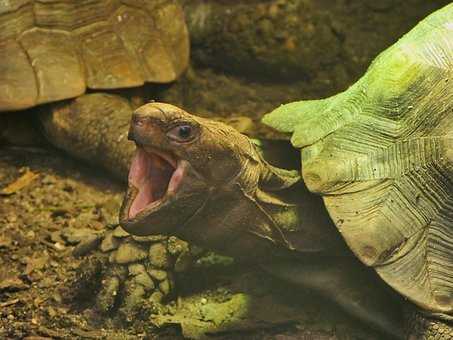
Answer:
167;124;196;142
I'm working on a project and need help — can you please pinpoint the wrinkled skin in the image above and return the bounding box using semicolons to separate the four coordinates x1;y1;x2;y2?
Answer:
117;102;404;339
67;225;199;324
121;103;347;260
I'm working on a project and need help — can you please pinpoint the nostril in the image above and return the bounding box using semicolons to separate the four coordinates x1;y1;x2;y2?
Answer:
132;115;149;127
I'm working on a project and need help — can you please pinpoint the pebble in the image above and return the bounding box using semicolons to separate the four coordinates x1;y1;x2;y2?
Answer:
61;227;98;245
114;242;147;264
53;242;65;251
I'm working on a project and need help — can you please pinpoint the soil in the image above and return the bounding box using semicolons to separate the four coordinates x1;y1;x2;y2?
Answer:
0;147;393;339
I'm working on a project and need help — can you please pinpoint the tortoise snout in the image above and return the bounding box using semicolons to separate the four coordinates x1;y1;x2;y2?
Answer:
128;112;163;146
128;113;152;143
131;114;150;128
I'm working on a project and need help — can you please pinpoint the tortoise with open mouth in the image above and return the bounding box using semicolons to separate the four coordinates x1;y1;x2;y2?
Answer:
117;5;452;339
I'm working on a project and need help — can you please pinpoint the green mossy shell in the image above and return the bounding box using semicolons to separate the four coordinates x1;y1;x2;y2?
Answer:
263;4;453;314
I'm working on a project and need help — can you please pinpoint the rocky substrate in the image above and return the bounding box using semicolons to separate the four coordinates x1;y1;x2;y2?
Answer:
0;147;391;339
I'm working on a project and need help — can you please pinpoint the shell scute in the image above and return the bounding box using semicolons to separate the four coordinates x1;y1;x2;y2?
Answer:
0;40;38;110
19;27;85;103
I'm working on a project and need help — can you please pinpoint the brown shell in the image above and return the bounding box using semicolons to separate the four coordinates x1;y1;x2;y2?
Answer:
0;0;189;111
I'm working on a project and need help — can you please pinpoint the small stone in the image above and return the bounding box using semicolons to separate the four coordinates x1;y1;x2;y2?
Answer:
47;306;57;318
54;242;65;251
114;242;147;264
52;292;62;303
112;226;130;238
146;268;167;281
100;232;120;252
61;227;98;245
148;243;172;269
200;298;207;305
159;279;171;296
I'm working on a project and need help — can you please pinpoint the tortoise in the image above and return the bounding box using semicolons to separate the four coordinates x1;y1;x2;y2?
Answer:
112;4;450;339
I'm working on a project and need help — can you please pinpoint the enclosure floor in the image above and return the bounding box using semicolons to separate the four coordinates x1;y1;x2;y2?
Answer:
0;147;391;339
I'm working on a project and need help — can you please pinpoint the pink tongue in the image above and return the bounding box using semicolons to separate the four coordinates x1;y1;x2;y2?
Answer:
128;148;154;218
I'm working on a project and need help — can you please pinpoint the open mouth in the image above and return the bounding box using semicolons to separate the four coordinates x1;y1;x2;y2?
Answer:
127;146;184;219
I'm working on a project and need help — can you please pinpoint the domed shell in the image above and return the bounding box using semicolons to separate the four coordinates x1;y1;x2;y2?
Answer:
264;5;453;314
0;0;189;111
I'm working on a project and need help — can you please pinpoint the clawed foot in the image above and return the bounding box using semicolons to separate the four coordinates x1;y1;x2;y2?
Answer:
65;225;200;323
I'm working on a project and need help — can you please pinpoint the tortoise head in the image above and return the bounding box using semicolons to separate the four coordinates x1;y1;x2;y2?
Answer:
119;102;303;259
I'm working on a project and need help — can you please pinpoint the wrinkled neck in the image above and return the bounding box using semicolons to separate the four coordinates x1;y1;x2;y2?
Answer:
258;183;352;259
176;180;350;264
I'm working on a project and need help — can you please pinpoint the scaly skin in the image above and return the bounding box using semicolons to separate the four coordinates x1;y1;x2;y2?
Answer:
68;227;198;324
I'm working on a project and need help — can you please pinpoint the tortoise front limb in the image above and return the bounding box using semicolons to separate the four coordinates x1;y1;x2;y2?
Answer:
66;226;198;324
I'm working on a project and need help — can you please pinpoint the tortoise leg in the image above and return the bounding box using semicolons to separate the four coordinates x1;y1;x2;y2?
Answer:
405;308;453;340
263;257;404;339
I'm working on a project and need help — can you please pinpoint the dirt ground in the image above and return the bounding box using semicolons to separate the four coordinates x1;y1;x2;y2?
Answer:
0;147;395;339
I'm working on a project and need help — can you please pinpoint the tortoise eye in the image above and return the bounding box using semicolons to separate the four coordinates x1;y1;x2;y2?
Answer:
167;124;196;142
